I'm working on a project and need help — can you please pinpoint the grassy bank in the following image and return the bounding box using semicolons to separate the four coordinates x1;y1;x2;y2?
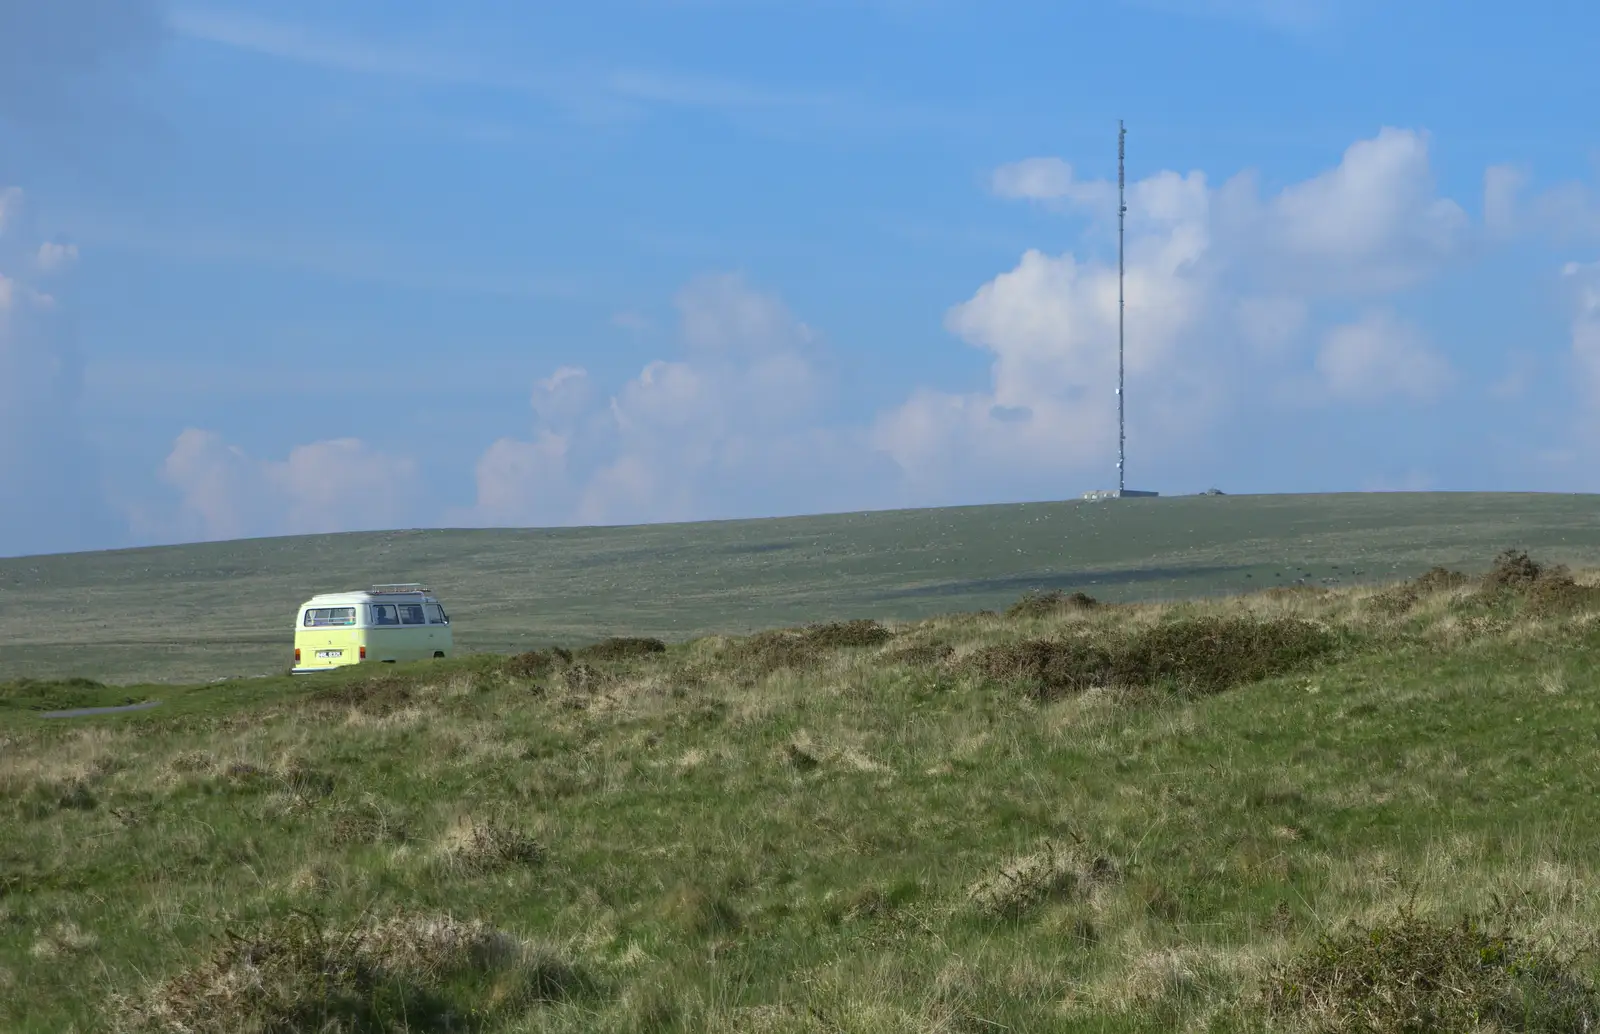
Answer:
5;491;1600;685
5;551;1600;1031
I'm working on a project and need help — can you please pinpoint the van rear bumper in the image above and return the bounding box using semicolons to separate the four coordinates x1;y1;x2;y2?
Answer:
290;665;342;675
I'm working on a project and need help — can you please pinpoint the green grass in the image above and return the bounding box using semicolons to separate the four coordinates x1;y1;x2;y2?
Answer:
5;491;1600;685
6;552;1600;1031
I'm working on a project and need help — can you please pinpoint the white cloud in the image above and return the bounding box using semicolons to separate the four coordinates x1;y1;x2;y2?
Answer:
1216;128;1468;293
464;272;894;527
1314;310;1453;402
990;157;1115;210
160;429;421;541
609;310;652;334
34;241;78;273
1484;165;1600;244
0;187;114;557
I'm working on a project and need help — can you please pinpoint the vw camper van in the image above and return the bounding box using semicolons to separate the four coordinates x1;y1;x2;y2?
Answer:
291;584;453;674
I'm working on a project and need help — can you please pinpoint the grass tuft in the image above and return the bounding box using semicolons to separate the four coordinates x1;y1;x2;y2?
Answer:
437;819;547;874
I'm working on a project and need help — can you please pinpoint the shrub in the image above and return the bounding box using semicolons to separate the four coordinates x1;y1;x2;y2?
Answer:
966;616;1338;701
574;637;667;662
1260;906;1599;1033
1006;589;1099;619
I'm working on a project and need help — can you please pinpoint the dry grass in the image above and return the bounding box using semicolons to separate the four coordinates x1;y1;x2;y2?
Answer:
8;549;1600;1033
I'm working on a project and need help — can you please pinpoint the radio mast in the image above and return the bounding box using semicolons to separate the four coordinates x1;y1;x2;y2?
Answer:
1082;120;1158;501
1118;118;1126;494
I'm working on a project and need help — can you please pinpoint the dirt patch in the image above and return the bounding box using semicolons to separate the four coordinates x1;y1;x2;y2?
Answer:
1260;906;1598;1033
574;637;667;662
967;616;1339;701
1006;589;1099;619
112;911;592;1033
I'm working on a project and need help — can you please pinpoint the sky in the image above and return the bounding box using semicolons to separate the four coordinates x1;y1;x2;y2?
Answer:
1;0;1598;557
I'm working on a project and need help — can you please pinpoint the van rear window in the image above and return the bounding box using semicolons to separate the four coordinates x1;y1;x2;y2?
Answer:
304;607;356;627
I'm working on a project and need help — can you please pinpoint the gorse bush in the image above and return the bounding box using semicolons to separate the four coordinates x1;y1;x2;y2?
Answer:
1005;589;1099;619
966;616;1339;701
1261;906;1600;1033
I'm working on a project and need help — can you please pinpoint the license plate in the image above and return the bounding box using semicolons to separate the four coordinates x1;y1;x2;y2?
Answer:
316;650;343;659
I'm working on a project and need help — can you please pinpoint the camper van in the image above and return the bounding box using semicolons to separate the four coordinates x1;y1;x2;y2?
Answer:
291;584;453;674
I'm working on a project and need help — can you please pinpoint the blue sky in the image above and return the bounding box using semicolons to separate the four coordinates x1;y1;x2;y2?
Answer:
1;0;1598;556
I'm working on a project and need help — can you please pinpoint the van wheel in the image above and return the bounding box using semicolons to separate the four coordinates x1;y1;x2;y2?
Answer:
433;651;445;659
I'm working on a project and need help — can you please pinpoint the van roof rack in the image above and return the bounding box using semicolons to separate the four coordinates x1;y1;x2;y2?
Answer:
369;583;430;595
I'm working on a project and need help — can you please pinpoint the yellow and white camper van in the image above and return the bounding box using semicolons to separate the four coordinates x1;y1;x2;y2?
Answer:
291;584;453;674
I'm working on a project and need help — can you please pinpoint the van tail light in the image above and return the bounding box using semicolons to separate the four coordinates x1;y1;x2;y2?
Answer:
359;646;367;660
295;647;301;663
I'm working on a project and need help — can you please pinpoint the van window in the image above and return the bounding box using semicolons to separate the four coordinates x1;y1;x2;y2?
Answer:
398;603;427;625
304;607;356;627
370;604;400;626
425;603;449;624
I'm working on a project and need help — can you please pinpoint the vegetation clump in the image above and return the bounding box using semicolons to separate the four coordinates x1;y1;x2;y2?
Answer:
966;842;1117;921
1477;550;1600;616
304;677;414;716
503;650;563;680
1260;907;1598;1033
574;636;667;662
967;616;1338;701
113;911;590;1033
438;819;546;874
728;619;894;675
1005;589;1099;619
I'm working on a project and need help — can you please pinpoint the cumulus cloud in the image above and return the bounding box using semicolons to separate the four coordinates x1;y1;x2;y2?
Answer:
1314;311;1454;402
160;429;421;542
1215;128;1469;294
34;241;78;273
1484;165;1600;245
0;186;111;557
864;128;1476;501
464;272;896;527
990;157;1115;210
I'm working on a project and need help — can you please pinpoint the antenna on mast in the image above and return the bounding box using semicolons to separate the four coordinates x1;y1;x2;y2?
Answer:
1082;119;1158;502
1118;118;1126;495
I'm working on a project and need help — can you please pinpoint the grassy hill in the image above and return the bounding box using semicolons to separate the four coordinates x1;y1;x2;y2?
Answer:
5;550;1600;1031
3;491;1600;685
